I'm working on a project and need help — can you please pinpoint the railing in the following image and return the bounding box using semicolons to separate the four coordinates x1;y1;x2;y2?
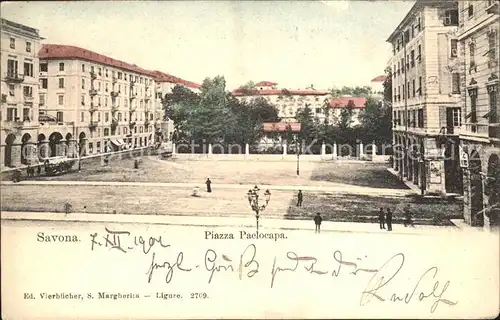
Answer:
4;72;25;82
129;93;137;100
23;95;34;102
129;121;136;128
457;123;490;138
2;120;25;130
90;71;97;80
129;105;137;112
110;91;119;98
111;105;120;113
112;77;118;84
130;81;136;88
90;103;99;112
486;0;499;14
88;121;98;130
89;88;98;96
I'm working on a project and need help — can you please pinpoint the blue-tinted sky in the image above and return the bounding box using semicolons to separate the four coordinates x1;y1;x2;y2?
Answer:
1;1;414;90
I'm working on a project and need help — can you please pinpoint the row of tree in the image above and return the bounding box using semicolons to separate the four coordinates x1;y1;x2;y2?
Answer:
163;76;393;152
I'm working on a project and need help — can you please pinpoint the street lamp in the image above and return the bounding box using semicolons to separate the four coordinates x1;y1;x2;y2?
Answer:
295;135;301;176
247;186;272;232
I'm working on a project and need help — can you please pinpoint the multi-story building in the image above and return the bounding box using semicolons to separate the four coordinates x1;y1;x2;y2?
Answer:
387;0;463;196
232;81;329;122
152;70;201;141
326;96;367;126
1;18;43;168
456;0;499;227
38;44;158;157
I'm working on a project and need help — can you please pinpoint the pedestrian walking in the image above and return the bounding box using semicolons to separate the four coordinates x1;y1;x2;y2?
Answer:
403;204;414;227
296;190;303;207
386;208;393;231
378;207;386;229
314;213;323;233
206;178;212;193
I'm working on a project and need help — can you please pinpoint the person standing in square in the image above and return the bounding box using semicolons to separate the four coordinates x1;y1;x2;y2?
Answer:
378;207;386;229
206;178;212;193
314;213;322;233
386;208;393;231
297;190;303;207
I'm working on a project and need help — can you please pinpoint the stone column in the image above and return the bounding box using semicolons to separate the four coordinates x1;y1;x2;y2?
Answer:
10;143;22;167
321;143;326;156
245;143;249;156
57;140;67;157
0;145;5;168
172;143;176;155
359;141;364;158
283;143;287;156
332;142;337;159
208;143;213;157
67;139;77;158
39;140;50;160
371;141;376;159
25;142;37;164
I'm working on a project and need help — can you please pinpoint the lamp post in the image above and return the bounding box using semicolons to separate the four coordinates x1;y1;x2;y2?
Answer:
295;135;301;176
247;186;272;232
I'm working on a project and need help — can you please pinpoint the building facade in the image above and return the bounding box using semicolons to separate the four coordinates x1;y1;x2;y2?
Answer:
232;82;329;122
37;44;158;157
456;0;499;227
387;0;463;196
1;18;43;168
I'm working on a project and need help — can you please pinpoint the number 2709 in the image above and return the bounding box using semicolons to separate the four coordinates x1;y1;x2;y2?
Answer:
190;292;208;299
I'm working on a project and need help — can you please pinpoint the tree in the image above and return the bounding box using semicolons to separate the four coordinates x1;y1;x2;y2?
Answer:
358;97;392;145
237;81;257;91
383;66;393;106
336;100;355;131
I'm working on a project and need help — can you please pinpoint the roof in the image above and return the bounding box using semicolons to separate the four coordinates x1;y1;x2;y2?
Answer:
371;75;387;82
232;89;329;96
263;122;301;133
39;44;156;77
328;97;367;109
1;18;44;40
255;81;277;87
151;70;201;89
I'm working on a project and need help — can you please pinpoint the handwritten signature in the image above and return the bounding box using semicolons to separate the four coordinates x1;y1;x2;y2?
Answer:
89;227;457;313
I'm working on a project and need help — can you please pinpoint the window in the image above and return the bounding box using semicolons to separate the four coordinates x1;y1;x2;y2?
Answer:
26;42;31;53
98;112;101;122
416;17;421;32
402;84;405;100
58;95;64;105
58;78;65;88
59;62;65;71
451;108;461;127
417;109;424;128
81;95;85;105
469;41;476;71
410;50;415;67
40;94;45;106
450;39;458;57
118;72;122;80
105;112;109;122
82;64;85;72
104;128;110;136
9;37;15;49
397;86;401;101
417;44;422;62
468;4;474;18
487;85;498;124
124;74;127;81
124;127;128;135
97;141;101;152
407;81;410;98
24;62;33;77
56;112;63;123
418;76;422;96
23;108;30;121
105;97;108;107
41;78;48;89
81;112;85;122
397;61;401;74
105;83;108;92
98;68;102;76
9;84;14;96
488;31;497;65
23;86;33;97
118;113;122;121
444;9;458;26
412;79;416;97
412;110;416;127
98;97;101;106
82;79;85;89
98;82;101;91
7;60;18;75
452;73;460;94
40;63;48;72
7;108;17;121
105;69;108;77
406;55;410;69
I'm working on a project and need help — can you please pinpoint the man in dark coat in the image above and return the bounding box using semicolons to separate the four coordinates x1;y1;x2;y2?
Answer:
206;178;212;193
314;213;323;233
297;190;303;207
378;207;386;229
386;208;393;231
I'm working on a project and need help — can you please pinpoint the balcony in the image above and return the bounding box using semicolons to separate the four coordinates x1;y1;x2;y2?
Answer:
111;105;120;113
90;71;97;80
457;123;491;141
129;121;136;128
110;90;120;98
129;93;137;100
145;92;152;101
130;81;136;88
23;95;34;103
112;77;118;84
486;1;499;14
129;105;137;112
4;72;25;83
111;118;118;128
88;121;98;131
89;88;98;96
90;103;99;112
2;120;25;131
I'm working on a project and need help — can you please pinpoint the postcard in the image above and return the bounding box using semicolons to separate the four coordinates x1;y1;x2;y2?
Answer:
1;0;499;319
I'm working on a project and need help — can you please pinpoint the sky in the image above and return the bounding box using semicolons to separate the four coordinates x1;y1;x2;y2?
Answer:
1;1;414;90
